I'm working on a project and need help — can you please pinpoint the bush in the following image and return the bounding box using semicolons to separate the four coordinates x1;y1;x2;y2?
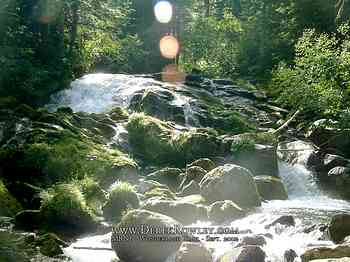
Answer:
102;181;139;221
270;24;350;120
40;183;97;233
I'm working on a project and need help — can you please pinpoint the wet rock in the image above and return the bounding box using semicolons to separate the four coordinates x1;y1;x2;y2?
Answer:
137;179;169;194
129;88;186;124
147;168;183;191
0;180;22;217
108;107;129;122
175;242;212;262
328;166;350;187
301;244;350;262
329;214;350;243
187;158;216;172
179;180;200;196
254;176;288;200
144;187;177;201
199;164;261;208
14;210;42;230
184;166;207;184
35;233;67;257
236;235;267;247
219;245;266;262
142;199;208;225
284;249;298;262
306;119;350;157
266;215;295;229
111;209;183;262
208;200;246;224
213;79;234;86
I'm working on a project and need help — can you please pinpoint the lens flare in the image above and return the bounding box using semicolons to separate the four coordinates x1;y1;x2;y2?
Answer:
162;64;186;83
154;1;173;23
159;35;180;59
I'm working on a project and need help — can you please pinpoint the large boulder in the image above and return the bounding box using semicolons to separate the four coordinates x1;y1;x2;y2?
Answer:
147;168;183;191
218;245;266;262
329;214;350;243
199;164;261;208
142;199;208;225
179;180;201;196
306;119;350;157
129;88;186;124
208;200;246;224
187;158;216;172
175;242;212;262
254;176;288;200
111;209;183;262
301;245;350;262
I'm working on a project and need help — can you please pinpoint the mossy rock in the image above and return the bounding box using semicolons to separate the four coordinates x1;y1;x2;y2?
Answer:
187;158;216;172
108;107;129;122
146;168;183;191
0;180;22;217
0;231;33;262
39;184;98;236
126;113;225;166
144;187;177;201
102;182;140;222
34;233;66;257
0;109;138;186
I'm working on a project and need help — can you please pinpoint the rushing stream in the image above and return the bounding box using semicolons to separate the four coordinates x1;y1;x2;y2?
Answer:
63;161;350;262
47;74;350;262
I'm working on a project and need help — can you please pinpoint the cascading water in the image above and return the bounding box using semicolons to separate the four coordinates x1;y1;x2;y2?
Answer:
51;74;350;262
47;74;198;127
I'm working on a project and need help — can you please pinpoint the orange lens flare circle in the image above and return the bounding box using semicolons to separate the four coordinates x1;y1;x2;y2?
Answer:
159;36;180;59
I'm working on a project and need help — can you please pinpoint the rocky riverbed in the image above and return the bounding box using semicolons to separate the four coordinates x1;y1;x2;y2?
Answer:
1;74;350;262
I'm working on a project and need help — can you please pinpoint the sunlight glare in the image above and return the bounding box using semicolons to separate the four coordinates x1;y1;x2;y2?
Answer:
154;1;173;24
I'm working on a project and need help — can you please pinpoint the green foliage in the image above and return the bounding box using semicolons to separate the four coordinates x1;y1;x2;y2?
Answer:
0;231;33;262
181;11;241;78
102;181;139;221
126;113;224;166
0;180;22;217
231;138;255;154
270;24;350;118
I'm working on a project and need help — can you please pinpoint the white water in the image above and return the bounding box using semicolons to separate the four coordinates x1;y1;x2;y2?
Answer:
64;161;350;262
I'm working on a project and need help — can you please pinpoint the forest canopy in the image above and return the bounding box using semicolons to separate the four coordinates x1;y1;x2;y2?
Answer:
0;0;349;122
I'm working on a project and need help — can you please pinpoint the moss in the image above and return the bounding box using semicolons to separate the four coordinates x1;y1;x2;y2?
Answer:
231;138;256;154
0;180;22;217
108;107;129;122
126;113;224;166
40;183;98;234
102;181;139;222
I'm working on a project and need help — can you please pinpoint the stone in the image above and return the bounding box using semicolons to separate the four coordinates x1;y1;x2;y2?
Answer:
142;199;208;225
329;214;350;244
266;215;295;229
236;235;267;247
147;168;183;191
175;242;212;262
179;180;201;196
187;158;216;172
111;209;183;262
301;245;350;262
306;119;350;157
284;249;298;262
199;164;261;208
219;245;266;262
208;200;246;224
254;176;288;200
